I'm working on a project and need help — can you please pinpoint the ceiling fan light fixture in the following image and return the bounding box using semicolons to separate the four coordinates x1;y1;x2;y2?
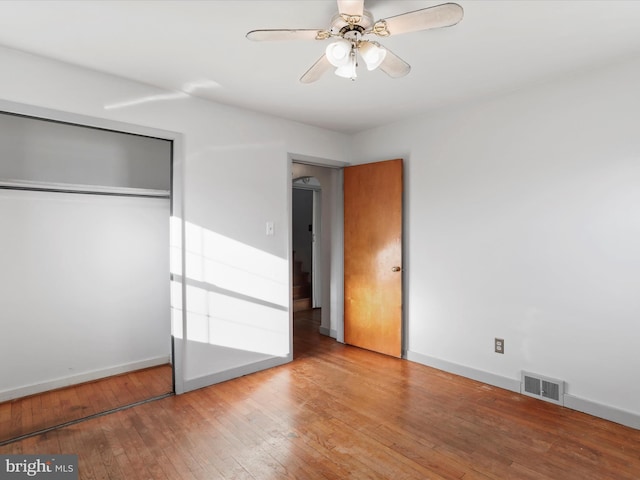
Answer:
334;63;357;80
359;41;387;71
247;2;464;84
334;52;357;80
325;39;352;67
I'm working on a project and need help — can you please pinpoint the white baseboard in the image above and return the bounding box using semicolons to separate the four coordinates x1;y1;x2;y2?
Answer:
183;355;291;393
406;351;640;431
0;355;171;403
319;326;337;338
406;350;521;393
564;394;640;430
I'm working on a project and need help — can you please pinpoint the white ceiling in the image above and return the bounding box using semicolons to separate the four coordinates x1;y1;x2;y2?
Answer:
1;1;640;133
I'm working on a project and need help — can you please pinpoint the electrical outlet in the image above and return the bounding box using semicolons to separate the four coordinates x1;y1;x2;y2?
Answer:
495;338;504;354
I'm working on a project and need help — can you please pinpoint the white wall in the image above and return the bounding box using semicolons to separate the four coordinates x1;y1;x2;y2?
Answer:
352;56;640;424
0;190;170;401
0;45;351;393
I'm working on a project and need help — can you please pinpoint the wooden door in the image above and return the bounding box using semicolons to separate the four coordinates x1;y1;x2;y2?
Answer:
344;159;403;357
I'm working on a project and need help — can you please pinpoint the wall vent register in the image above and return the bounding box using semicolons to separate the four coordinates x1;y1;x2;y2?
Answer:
521;371;565;406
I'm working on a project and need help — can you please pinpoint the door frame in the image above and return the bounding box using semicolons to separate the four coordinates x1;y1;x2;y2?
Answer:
288;154;406;356
289;154;348;346
0;99;182;394
287;153;409;358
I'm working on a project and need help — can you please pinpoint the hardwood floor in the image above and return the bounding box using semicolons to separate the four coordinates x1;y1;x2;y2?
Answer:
2;309;640;479
0;364;172;444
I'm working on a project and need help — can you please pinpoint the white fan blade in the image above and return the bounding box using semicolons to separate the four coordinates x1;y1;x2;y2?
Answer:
300;55;333;83
378;49;411;78
373;3;463;37
247;29;327;41
337;0;364;19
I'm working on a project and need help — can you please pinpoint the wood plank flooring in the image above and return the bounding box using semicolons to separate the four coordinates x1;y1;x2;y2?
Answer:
2;309;640;479
0;364;172;444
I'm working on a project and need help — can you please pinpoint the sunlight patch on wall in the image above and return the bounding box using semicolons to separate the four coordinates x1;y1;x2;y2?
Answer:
170;279;183;339
104;79;221;111
184;221;288;307
186;284;288;357
170;220;290;358
104;91;189;110
170;216;183;276
170;216;184;339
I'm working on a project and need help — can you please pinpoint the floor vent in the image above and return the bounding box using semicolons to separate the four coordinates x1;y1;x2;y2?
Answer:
521;371;565;406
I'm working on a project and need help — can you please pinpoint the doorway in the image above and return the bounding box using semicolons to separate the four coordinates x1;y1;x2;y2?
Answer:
291;160;344;345
290;157;404;359
293;177;321;311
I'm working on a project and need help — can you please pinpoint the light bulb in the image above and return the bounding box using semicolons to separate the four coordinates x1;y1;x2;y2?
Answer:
359;41;387;71
335;52;357;80
325;39;352;67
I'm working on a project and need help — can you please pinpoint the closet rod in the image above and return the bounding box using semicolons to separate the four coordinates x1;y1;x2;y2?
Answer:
0;181;170;199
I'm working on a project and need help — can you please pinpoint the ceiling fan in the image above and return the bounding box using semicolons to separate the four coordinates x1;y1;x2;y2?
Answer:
246;0;463;83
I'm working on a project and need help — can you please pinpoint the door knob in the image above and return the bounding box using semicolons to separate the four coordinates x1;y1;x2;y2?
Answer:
391;266;401;272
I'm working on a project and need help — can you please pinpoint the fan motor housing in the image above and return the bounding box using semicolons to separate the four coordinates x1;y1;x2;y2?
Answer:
330;10;374;36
